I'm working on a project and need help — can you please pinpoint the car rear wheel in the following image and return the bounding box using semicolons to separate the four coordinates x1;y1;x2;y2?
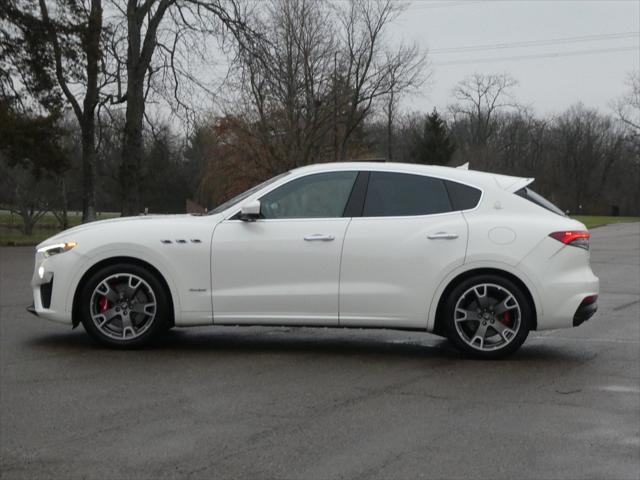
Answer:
444;274;532;359
80;263;170;348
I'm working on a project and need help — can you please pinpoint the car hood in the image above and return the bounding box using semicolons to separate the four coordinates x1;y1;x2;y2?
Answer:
36;214;220;249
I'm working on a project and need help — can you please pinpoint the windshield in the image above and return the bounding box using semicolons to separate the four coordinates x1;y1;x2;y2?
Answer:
207;171;291;215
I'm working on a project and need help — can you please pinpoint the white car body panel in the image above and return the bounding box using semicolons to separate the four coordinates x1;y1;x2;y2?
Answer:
32;215;221;326
30;161;599;338
339;212;467;329
211;218;350;325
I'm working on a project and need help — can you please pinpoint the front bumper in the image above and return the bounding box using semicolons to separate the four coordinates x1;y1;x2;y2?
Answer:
30;249;78;324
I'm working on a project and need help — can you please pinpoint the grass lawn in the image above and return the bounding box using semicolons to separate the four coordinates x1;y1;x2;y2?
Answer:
572;215;640;229
0;211;119;229
0;230;55;247
0;211;119;246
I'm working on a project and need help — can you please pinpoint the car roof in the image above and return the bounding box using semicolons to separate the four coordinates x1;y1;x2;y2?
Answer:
290;162;534;193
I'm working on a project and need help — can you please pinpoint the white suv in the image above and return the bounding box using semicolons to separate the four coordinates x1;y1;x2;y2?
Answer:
30;162;599;358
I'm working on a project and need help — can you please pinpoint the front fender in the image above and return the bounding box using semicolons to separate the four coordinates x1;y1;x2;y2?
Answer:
63;244;185;325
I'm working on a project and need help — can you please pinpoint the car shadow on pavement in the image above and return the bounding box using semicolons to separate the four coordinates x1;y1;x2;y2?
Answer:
24;327;589;364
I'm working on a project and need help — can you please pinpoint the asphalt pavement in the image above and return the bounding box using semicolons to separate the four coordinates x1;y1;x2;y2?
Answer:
1;222;639;480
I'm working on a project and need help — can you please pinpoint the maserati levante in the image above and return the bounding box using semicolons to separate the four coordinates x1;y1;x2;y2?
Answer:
29;162;599;358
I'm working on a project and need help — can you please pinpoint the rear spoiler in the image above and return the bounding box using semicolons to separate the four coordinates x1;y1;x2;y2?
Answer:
456;162;534;193
496;176;535;193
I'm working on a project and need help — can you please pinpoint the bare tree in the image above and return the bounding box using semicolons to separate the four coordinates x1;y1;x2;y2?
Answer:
611;71;640;134
227;0;427;174
230;0;339;174
334;0;426;160
449;73;518;147
382;44;428;160
548;104;627;214
105;0;253;216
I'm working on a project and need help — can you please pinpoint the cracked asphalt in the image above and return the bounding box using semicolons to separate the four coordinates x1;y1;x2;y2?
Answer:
1;222;639;480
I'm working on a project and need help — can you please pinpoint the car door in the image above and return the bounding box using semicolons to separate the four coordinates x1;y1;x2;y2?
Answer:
339;171;469;329
211;171;358;326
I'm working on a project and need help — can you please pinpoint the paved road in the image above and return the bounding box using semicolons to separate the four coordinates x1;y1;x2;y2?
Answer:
1;223;639;480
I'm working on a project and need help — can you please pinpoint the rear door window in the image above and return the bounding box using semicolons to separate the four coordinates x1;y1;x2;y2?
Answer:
362;172;452;217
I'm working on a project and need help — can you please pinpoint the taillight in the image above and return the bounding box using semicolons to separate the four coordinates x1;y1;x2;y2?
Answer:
549;231;590;250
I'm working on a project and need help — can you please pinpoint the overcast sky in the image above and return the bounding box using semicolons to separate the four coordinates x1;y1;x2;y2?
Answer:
393;0;640;116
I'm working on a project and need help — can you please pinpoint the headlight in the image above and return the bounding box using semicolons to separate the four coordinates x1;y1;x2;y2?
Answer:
37;241;78;257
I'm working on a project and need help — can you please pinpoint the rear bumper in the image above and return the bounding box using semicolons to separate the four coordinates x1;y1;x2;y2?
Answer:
519;236;599;330
573;298;598;327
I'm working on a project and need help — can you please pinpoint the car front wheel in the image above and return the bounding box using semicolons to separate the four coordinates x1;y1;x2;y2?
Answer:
80;263;170;348
444;274;532;359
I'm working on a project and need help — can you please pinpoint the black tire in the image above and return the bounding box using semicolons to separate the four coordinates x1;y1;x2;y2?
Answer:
79;263;170;349
443;274;533;359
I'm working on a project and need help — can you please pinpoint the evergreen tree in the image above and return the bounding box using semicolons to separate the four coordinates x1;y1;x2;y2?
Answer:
414;108;456;165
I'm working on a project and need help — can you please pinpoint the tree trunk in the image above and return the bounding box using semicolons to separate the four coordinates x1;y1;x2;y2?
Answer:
120;86;144;216
386;90;394;160
79;0;101;223
59;177;69;229
120;1;144;217
119;0;174;216
38;0;102;224
81;120;97;222
22;215;34;236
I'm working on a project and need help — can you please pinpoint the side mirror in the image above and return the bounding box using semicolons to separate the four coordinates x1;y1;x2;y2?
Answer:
239;200;261;222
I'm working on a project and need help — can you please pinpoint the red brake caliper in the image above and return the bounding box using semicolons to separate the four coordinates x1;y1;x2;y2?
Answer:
503;310;512;327
99;296;110;313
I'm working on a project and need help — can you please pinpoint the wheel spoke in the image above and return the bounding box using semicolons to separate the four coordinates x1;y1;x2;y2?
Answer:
124;276;143;299
96;281;119;303
93;314;108;328
455;307;479;323
473;285;490;308
131;302;155;315
91;307;120;326
494;295;518;315
491;321;516;342
121;312;135;338
103;307;120;321
470;322;489;348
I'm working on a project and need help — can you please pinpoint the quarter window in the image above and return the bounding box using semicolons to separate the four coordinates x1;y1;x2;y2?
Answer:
444;180;482;210
260;171;358;219
362;172;452;217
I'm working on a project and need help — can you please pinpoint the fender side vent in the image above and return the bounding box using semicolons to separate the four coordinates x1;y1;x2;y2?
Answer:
161;240;172;244
40;277;54;309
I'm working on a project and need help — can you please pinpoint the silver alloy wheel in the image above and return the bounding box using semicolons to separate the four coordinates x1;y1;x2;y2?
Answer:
453;283;521;352
89;273;157;340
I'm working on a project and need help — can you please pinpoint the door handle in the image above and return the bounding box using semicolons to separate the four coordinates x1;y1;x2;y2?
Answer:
427;232;459;240
304;234;335;242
